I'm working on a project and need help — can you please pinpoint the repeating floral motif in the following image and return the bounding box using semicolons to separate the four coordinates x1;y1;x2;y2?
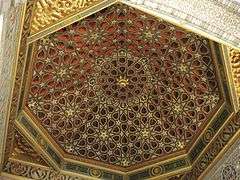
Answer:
27;4;221;168
3;160;105;180
168;174;184;180
4;160;61;180
221;165;238;180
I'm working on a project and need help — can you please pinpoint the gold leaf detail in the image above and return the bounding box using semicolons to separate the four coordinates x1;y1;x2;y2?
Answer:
230;48;240;97
31;0;101;33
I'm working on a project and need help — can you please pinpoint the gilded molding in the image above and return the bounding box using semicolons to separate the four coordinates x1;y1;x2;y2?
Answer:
230;48;240;98
31;0;103;34
28;0;118;43
3;159;103;180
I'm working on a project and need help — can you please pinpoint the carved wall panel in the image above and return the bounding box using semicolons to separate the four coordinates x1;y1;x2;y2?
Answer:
2;0;35;166
204;139;240;180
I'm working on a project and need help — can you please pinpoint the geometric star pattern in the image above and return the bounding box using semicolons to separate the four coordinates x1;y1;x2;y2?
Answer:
26;4;221;168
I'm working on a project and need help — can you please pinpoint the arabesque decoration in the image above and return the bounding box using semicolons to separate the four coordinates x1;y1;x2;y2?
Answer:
1;1;239;179
230;48;240;98
31;0;103;33
26;4;221;169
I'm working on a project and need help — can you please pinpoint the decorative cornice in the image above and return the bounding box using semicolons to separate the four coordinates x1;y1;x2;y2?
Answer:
27;0;118;43
31;0;103;34
3;159;102;180
230;48;240;98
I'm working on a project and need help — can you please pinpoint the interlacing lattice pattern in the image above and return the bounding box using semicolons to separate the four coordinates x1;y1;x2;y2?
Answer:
27;4;221;168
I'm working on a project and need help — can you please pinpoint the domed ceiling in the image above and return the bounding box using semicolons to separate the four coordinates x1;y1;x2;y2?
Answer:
26;4;221;170
2;1;240;180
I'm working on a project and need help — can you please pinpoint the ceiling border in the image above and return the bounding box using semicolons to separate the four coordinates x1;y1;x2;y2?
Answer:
5;112;240;179
182;112;240;179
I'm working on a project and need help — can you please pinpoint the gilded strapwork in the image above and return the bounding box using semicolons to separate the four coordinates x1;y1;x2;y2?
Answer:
31;0;102;34
230;48;240;98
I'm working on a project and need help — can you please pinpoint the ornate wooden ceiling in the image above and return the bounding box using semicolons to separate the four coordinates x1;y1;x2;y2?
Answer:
1;0;240;180
26;3;223;170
